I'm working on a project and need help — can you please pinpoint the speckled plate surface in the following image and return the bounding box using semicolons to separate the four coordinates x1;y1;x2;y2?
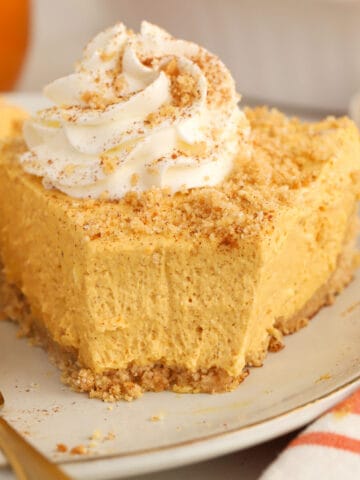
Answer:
0;94;359;480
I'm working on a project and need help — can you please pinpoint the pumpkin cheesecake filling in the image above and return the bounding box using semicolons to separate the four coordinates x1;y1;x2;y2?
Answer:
0;22;359;401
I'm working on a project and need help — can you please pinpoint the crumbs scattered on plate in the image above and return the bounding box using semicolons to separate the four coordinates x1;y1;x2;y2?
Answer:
70;445;88;455
55;429;117;456
150;412;165;422
315;373;332;383
341;300;360;317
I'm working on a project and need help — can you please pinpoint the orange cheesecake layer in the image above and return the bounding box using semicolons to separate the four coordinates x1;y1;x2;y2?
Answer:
0;107;359;400
0;226;357;401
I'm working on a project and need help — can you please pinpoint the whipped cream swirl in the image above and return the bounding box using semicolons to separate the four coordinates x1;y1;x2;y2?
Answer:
21;21;248;199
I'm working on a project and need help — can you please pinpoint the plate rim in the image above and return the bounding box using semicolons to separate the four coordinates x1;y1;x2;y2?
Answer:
59;373;360;478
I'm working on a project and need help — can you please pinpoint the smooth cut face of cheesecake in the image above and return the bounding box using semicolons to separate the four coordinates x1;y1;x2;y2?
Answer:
1;106;359;401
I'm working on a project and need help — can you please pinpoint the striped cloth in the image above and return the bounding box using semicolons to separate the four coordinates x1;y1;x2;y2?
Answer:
260;389;360;480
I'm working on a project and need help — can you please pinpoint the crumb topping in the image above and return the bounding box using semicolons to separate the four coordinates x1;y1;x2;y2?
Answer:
3;108;358;246
100;155;118;175
145;103;177;126
130;173;139;186
162;58;199;108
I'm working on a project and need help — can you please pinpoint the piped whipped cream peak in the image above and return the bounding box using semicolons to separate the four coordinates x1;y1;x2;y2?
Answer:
21;21;249;199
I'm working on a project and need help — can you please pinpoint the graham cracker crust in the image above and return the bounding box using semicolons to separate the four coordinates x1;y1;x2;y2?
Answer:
0;235;358;401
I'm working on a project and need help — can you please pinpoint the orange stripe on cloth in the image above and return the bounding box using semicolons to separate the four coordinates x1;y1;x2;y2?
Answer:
332;389;360;416
289;432;360;455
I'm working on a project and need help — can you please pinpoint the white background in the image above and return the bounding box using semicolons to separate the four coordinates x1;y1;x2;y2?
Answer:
16;0;360;112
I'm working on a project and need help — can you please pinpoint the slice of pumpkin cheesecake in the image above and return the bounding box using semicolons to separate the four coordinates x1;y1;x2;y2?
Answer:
0;22;359;401
1;105;359;401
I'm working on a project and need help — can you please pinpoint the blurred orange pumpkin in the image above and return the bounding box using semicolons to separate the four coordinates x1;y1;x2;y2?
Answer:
0;0;29;91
